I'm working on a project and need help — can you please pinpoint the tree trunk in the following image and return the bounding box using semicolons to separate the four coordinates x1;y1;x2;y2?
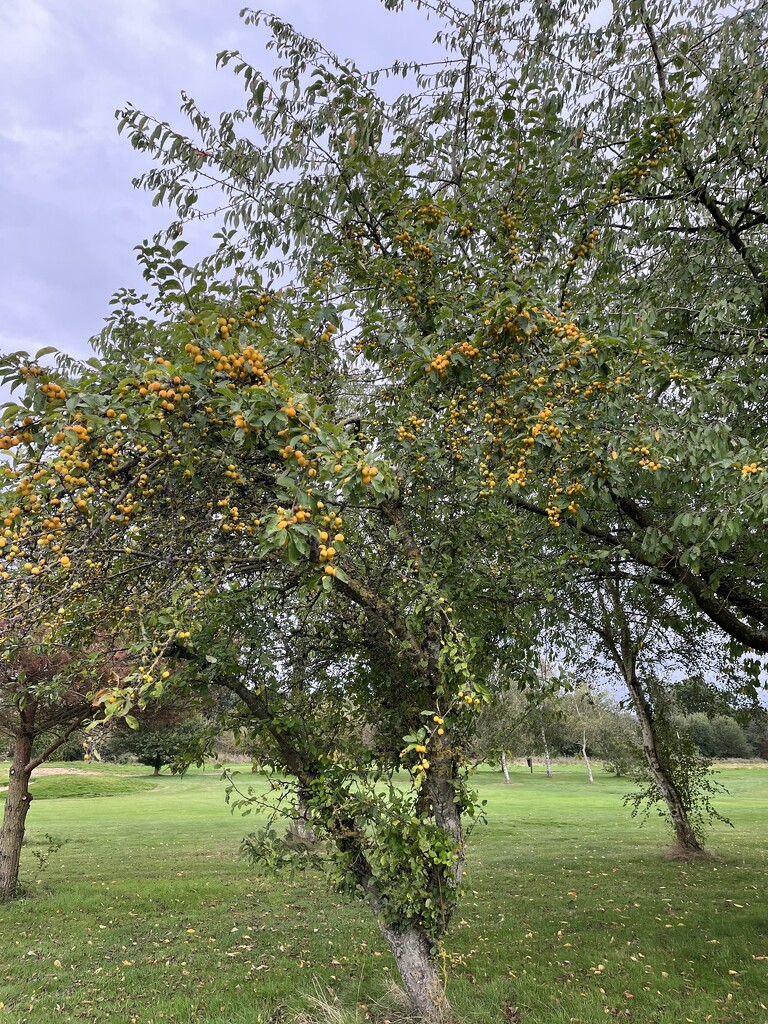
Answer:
292;786;315;843
377;920;450;1022
581;728;594;784
623;662;703;854
541;727;552;778
427;751;464;888
501;750;511;784
600;580;704;855
153;764;161;776
0;732;34;902
369;744;463;1019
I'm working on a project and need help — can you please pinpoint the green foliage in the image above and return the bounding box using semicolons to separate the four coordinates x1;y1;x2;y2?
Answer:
596;714;644;778
679;713;754;760
743;714;768;759
104;716;212;774
26;832;68;876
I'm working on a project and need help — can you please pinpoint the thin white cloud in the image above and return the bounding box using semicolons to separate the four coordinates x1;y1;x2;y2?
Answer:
0;0;56;70
105;0;210;66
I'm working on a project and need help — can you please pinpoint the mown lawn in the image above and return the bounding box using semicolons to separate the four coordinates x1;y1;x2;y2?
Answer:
0;761;765;1023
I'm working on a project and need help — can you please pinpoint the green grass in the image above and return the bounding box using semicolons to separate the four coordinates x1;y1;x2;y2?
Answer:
0;761;765;1023
1;775;158;801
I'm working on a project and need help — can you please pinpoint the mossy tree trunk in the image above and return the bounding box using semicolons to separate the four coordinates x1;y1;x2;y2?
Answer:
0;731;34;902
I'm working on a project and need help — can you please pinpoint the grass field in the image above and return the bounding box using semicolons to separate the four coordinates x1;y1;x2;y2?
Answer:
0;760;765;1024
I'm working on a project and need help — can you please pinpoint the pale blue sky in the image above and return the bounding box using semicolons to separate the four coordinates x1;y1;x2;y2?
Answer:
0;1;439;363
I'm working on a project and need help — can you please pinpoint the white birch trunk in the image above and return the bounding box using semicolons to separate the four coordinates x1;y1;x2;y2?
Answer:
581;728;594;784
541;726;552;778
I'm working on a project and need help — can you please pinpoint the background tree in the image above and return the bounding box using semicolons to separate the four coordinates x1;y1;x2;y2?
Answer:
562;573;744;854
0;643;114;901
590;705;643;779
562;681;606;784
744;714;768;759
676;713;752;760
104;708;211;775
474;679;535;782
668;676;765;759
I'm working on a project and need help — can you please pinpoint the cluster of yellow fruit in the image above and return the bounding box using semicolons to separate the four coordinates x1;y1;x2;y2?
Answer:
740;462;761;477
506;460;529;488
545;505;561;528
457;690;481;708
488;305;541;339
213;346;269;383
110;498;138;522
276;505;310;529
412;742;430;772
411;241;432;261
551;321;582;341
499;209;520;236
565;228;600;267
242;295;272;318
136;377;193;412
319;515;345;575
40;380;67;402
396;415;426;442
607;116;682;200
319;512;344;531
403;203;446;228
216;315;237;339
580;379;609;400
0;426;32;451
426;341;480;378
184;342;207;365
278;444;311;469
360;465;379;485
427;351;452;376
624;445;658;471
181;340;270;384
479;463;498;494
318;322;338;344
50;420;91;447
456;341;480;359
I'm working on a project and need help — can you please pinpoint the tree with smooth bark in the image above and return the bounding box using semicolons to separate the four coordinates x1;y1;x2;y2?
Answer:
564;574;739;854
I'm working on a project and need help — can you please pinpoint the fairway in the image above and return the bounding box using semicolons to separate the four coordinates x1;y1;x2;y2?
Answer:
0;762;766;1023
